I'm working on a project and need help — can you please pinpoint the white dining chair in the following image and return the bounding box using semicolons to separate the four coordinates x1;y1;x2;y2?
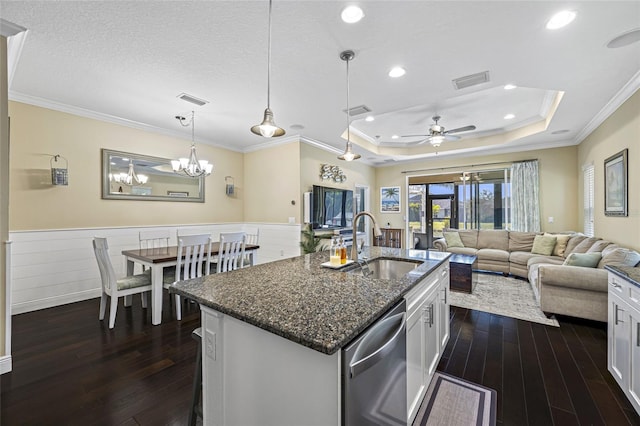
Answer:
242;228;259;267
93;237;152;329
139;230;171;250
138;230;172;273
168;234;213;320
216;232;246;273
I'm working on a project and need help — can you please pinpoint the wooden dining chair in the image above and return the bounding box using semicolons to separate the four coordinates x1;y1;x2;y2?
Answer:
168;234;213;320
92;237;152;329
216;232;246;273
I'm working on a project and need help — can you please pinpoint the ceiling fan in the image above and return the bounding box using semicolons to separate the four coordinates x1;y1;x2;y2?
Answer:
402;115;476;147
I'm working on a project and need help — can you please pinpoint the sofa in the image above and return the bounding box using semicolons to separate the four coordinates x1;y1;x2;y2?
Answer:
433;229;640;322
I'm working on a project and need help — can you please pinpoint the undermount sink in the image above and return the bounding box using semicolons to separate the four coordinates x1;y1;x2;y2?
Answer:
345;258;422;280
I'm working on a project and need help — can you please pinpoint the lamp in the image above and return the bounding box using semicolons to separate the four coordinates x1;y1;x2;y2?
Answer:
338;50;360;162
110;159;148;186
251;0;285;138
172;111;213;178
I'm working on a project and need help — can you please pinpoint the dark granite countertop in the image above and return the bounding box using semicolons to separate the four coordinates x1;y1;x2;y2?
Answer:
170;247;450;355
606;265;640;288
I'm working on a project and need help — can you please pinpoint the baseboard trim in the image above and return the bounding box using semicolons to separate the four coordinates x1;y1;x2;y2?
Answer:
0;355;12;374
12;288;101;315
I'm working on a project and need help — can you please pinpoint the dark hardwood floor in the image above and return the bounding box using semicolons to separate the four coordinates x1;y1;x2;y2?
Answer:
2;296;639;425
439;306;640;426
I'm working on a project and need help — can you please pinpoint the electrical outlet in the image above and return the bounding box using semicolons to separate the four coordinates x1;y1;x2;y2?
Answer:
548;216;554;223
205;330;216;360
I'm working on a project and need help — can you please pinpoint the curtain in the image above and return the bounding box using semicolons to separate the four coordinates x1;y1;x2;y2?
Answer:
511;160;540;232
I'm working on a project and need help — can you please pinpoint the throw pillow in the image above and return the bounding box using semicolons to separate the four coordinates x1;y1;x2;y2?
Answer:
571;237;602;254
564;234;587;257
531;235;557;256
598;248;640;268
588;240;611;253
563;252;602;268
443;231;464;248
544;233;571;257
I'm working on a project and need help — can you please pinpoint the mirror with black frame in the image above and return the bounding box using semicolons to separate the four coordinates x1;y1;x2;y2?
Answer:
101;149;204;202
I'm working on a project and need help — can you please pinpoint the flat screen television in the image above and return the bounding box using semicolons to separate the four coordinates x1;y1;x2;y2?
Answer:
311;185;354;230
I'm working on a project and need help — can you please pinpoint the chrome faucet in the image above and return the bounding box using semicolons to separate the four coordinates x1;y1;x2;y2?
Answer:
351;211;383;260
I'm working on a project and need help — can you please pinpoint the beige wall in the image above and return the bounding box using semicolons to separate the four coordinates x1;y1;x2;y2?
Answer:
8;101;244;230
300;141;376;196
374;146;579;233
578;89;640;251
243;141;301;223
1;36;9;358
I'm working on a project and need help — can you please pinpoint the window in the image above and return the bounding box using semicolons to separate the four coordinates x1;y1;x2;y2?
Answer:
583;163;595;237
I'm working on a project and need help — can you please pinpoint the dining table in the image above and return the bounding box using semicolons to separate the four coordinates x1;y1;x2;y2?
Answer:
122;242;260;325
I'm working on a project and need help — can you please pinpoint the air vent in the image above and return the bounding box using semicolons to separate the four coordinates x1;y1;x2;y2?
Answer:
452;71;490;90
343;104;371;117
177;93;209;106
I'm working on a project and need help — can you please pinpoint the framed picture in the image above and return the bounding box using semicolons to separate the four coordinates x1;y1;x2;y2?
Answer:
167;191;189;197
604;149;628;217
380;186;401;213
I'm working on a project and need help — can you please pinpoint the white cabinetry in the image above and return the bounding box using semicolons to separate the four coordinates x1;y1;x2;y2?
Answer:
405;261;450;424
608;271;640;415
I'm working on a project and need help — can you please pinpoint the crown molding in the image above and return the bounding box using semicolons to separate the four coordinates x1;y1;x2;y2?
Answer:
242;134;301;153
0;19;26;37
8;92;244;152
574;69;640;144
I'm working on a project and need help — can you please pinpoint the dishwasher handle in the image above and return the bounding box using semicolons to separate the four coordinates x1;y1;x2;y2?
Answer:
349;312;406;378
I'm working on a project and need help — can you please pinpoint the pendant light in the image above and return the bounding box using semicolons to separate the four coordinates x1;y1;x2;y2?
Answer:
338;50;361;161
251;0;285;138
171;111;213;178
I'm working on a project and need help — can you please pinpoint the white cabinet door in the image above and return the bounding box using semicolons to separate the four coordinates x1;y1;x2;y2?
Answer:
438;283;449;351
406;304;426;421
609;294;630;388
423;291;440;382
629;311;640;412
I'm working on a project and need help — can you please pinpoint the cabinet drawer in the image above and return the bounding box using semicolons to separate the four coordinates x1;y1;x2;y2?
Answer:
610;274;628;296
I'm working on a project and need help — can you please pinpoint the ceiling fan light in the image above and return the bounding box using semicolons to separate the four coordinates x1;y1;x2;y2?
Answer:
430;135;445;147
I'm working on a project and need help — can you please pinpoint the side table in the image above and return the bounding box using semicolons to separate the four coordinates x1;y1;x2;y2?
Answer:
449;254;477;293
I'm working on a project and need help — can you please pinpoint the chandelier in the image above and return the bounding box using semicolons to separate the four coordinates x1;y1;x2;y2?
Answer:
110;159;148;186
338;50;360;161
172;111;213;178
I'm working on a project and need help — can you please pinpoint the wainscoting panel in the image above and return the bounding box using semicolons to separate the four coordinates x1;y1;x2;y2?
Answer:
8;223;301;314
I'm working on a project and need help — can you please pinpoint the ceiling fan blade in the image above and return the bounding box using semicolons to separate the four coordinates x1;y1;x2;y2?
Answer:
444;134;461;141
445;125;476;134
401;134;430;138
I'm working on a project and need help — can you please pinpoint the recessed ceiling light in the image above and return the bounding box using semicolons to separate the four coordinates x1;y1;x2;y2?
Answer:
365;116;375;122
388;67;406;78
504;84;517;90
607;28;640;48
391;135;399;139
504;114;515;120
341;6;364;23
546;10;576;30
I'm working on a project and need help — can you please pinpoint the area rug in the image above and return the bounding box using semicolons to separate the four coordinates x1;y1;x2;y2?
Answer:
449;272;560;327
413;372;497;426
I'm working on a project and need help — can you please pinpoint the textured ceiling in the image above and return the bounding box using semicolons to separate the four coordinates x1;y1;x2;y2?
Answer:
2;1;639;165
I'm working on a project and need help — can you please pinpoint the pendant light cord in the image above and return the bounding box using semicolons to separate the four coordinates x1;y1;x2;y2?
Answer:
267;0;272;108
191;110;195;144
346;54;350;146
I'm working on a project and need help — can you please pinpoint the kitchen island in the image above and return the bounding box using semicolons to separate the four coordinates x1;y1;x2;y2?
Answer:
170;247;450;425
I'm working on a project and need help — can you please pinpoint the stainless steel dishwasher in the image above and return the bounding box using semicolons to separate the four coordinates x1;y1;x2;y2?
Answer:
342;299;407;425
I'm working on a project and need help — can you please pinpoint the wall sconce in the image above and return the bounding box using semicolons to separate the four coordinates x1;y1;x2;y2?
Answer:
51;154;68;186
320;164;347;183
225;176;235;196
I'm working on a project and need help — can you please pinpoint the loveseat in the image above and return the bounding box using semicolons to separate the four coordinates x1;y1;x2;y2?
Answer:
433;229;640;322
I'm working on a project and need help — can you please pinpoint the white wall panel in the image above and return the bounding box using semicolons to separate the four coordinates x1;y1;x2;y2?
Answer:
9;223;301;314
